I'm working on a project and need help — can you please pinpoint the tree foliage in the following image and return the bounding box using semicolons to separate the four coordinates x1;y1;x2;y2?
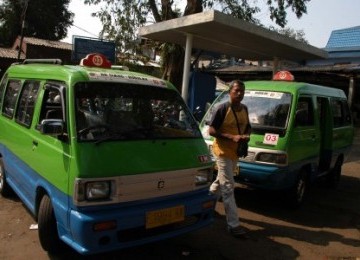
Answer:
269;26;308;44
0;0;74;47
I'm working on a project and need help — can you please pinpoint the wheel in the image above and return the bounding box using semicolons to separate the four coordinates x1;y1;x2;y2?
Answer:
0;159;13;197
286;170;307;209
327;158;342;188
38;195;63;254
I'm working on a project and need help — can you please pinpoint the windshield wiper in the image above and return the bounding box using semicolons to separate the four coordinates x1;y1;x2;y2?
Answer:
94;127;155;145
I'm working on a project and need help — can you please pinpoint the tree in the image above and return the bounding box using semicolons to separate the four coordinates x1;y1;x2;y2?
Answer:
269;26;308;44
0;0;74;47
83;0;311;89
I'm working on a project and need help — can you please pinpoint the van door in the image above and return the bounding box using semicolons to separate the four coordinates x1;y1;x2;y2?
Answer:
317;97;332;172
290;96;320;172
330;98;353;162
31;83;71;214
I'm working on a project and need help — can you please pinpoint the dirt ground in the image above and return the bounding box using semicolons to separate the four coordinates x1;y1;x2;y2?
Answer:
1;129;359;260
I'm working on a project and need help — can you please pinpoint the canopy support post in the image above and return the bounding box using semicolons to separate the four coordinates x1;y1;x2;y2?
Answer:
181;33;193;104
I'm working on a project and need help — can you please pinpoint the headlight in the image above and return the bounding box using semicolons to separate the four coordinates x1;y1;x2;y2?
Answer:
257;153;287;165
86;181;111;200
195;168;213;186
75;180;112;202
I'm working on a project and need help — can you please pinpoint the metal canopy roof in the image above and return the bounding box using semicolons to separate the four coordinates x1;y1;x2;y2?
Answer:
139;10;328;61
139;10;328;103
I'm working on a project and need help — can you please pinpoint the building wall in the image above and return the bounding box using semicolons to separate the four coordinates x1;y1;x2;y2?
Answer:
26;46;73;64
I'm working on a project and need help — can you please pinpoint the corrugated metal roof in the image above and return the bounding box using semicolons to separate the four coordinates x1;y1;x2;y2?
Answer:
21;37;72;50
326;26;360;49
0;48;25;59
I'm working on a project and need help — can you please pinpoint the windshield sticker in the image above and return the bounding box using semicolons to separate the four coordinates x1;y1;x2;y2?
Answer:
87;72;167;87
245;91;283;99
263;133;279;145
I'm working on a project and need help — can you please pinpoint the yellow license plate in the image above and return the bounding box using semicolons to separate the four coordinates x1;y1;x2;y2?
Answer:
146;205;185;229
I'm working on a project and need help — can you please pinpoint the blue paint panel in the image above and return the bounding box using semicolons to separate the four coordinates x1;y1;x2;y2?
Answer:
66;189;214;255
187;71;216;118
0;144;71;236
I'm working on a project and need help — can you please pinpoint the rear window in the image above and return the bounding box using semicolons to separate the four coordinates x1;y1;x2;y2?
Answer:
2;80;21;118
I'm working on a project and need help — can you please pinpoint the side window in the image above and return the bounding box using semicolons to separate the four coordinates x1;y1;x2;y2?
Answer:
15;81;40;127
332;99;352;127
37;85;67;134
0;74;8;108
2;80;21;118
295;96;314;127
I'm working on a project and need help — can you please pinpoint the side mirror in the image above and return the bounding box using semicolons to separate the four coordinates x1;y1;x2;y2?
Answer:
39;119;64;136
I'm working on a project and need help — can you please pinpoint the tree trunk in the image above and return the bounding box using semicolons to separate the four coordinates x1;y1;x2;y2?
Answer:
160;0;203;92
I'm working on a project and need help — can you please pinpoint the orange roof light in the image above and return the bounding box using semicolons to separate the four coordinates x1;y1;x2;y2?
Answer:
80;53;112;68
273;71;295;81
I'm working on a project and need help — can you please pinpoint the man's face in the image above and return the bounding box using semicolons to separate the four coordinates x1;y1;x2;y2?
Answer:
229;83;245;103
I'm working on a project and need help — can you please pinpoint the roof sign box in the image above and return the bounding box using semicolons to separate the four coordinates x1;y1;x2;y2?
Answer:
80;53;112;68
72;36;116;63
273;71;295;81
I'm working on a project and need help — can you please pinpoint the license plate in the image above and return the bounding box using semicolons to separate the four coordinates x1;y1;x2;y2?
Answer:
146;205;185;229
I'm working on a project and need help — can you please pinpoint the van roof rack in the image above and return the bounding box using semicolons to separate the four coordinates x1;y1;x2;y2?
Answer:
22;59;63;65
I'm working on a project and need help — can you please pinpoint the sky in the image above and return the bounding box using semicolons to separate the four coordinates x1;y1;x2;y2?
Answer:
64;0;360;48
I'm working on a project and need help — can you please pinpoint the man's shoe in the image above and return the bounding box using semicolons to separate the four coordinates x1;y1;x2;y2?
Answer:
228;226;247;238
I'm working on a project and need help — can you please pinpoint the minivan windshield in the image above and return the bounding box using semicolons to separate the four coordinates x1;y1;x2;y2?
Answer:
204;90;292;130
75;82;201;142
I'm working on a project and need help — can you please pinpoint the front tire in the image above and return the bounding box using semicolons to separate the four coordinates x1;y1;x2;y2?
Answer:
286;170;308;209
38;195;63;254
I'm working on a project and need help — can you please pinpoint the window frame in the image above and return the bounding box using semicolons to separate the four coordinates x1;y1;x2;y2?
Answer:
15;80;41;128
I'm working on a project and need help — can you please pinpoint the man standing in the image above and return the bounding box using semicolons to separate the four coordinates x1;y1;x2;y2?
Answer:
209;80;251;238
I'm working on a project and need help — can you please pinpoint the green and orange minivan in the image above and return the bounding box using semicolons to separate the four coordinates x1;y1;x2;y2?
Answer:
0;53;215;255
200;71;354;207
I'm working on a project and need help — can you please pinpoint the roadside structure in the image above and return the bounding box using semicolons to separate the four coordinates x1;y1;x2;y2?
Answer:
139;10;327;103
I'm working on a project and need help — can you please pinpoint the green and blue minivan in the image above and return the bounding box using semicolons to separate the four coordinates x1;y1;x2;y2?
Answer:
0;53;215;254
200;71;354;207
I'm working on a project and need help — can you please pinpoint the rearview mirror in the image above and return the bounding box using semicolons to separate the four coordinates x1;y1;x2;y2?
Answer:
39;119;64;136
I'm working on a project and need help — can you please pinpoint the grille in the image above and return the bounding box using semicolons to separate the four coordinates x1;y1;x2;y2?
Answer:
117;214;202;243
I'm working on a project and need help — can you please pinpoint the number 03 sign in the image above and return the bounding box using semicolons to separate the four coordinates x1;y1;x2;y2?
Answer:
263;133;279;145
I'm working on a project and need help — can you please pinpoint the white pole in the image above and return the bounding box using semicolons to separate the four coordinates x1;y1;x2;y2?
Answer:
181;34;193;104
348;76;354;107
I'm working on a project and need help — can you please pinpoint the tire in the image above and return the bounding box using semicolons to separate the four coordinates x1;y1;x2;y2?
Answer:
0;159;13;197
327;158;342;188
286;170;307;209
38;195;63;254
